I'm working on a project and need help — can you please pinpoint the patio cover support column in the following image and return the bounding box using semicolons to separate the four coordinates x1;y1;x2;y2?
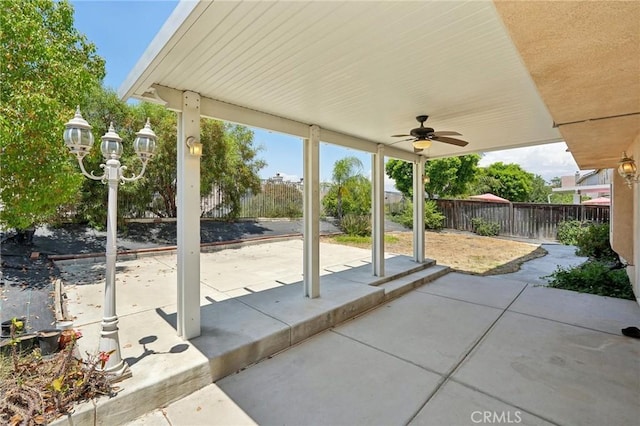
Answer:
633;144;640;305
372;144;385;276
303;125;320;298
177;91;201;339
413;157;425;263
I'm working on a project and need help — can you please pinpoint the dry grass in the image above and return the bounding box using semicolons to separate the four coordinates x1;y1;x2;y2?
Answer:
321;230;546;275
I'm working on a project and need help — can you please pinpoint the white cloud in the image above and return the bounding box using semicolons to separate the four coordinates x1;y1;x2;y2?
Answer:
385;175;398;192
479;142;584;182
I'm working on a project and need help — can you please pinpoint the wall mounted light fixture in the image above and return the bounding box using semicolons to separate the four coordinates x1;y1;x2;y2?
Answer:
186;136;203;157
617;152;639;188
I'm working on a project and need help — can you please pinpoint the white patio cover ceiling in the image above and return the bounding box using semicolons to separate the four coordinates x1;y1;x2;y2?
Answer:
119;0;562;159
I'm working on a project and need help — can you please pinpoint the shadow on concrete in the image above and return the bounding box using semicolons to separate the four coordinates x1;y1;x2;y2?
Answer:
124;334;189;367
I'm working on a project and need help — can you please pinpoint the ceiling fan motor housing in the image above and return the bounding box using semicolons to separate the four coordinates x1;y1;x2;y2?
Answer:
410;127;434;138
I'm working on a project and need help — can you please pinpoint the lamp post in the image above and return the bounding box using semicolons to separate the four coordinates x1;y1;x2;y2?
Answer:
63;107;157;380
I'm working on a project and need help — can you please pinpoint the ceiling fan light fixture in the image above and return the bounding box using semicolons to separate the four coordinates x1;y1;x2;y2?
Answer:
413;139;432;149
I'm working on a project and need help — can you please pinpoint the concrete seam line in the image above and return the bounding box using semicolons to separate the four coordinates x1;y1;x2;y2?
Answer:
447;377;563;426
329;329;443;378
405;283;530;424
505;309;625;337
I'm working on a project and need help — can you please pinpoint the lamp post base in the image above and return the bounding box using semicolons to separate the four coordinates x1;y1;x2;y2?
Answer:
98;315;131;382
103;361;132;383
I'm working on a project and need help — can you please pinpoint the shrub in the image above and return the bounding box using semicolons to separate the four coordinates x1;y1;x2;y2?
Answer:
575;223;617;261
424;201;446;230
340;214;371;236
0;323;115;424
471;217;500;236
546;261;634;300
556;220;586;245
391;201;445;231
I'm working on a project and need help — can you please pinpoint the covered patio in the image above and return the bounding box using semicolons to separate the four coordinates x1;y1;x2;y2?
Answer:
118;0;570;339
55;240;640;425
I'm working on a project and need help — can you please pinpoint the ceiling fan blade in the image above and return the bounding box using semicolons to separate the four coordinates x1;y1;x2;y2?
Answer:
413;147;424;153
432;131;462;136
389;137;415;145
391;134;411;138
431;136;469;147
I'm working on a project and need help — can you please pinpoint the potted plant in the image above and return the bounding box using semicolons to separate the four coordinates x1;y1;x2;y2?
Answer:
37;329;62;355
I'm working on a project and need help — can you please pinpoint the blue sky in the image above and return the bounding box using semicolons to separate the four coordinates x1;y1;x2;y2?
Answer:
71;0;579;187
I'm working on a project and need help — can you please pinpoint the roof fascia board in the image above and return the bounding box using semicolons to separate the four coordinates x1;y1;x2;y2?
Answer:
138;85;417;162
551;184;611;193
118;0;206;100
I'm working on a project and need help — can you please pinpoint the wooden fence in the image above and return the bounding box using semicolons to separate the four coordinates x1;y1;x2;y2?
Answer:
434;199;610;240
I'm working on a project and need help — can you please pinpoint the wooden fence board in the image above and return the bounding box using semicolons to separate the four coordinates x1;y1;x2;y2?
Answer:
434;200;609;240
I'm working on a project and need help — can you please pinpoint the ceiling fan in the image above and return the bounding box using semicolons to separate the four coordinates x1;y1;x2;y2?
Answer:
391;115;468;152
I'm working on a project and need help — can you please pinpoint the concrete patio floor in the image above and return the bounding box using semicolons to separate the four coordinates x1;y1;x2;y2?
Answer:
53;239;640;426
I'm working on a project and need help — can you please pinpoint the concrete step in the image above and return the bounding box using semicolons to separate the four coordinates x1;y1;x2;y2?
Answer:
374;264;451;301
52;256;448;426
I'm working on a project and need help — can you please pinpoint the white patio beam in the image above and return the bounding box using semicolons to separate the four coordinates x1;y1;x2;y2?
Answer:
142;85;416;162
372;144;385;276
413;157;426;263
303;125;321;298
176;91;201;339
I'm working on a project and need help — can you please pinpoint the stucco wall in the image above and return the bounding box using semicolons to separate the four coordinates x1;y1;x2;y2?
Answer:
611;174;634;263
630;141;640;304
612;139;639;305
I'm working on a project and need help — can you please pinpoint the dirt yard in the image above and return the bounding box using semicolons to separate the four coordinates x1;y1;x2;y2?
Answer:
321;230;546;275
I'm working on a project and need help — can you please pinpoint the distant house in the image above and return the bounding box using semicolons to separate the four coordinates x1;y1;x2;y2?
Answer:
552;169;611;204
577;169;612;195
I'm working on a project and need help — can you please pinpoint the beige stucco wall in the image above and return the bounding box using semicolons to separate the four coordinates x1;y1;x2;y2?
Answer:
630;141;640;304
611;174;634;263
611;138;639;305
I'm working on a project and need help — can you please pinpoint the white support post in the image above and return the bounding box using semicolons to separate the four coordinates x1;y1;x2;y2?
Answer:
633;149;640;305
177;91;201;339
303;125;321;298
413;157;425;263
372;144;385;276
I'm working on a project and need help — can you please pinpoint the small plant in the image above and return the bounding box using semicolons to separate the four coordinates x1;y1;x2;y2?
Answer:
392;201;445;231
546;261;634;300
575;223;617;261
0;326;116;425
424;201;446;230
339;214;371;236
471;217;500;236
556;220;586;245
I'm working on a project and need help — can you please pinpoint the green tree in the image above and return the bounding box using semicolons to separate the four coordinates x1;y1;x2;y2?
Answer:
385;159;414;196
329;156;365;220
476;162;534;202
322;175;371;218
547;176;576;204
75;86;135;227
549;176;562;188
128;105;265;220
206;123;266;220
385;155;480;199
425;155;480;198
528;174;551;203
73;94;266;224
0;0;105;235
